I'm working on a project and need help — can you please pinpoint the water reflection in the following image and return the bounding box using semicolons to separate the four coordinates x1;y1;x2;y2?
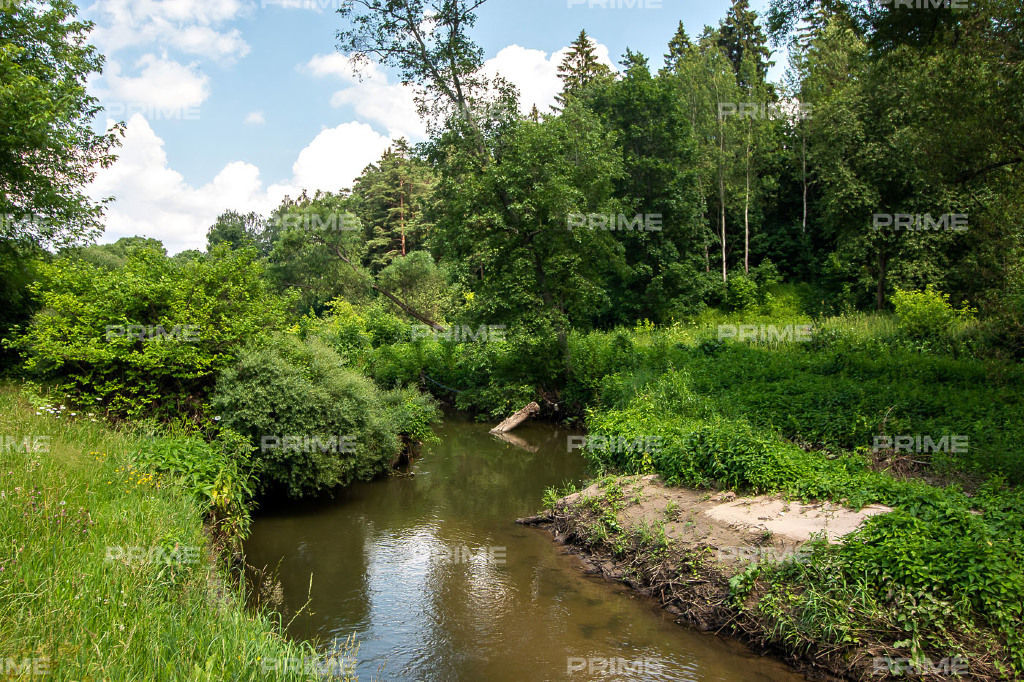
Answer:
245;416;802;681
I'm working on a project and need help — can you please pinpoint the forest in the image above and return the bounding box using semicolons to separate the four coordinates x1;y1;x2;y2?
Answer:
1;0;1023;679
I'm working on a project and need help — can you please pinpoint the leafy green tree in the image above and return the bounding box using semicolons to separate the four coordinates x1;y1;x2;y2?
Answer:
555;30;612;109
351;139;435;272
206;211;265;253
717;0;774;90
337;0;491;136
0;0;121;247
585;51;702;322
428;100;624;357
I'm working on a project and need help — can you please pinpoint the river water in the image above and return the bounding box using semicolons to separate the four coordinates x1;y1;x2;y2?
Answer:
245;416;803;681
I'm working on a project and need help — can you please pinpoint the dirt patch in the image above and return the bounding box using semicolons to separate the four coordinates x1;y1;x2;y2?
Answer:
521;475;898;681
556;474;889;571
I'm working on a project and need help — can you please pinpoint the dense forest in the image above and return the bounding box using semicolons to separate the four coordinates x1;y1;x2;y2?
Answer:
2;0;1023;679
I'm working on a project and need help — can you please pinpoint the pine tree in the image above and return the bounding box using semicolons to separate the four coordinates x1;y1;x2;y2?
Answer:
664;21;692;72
717;0;774;90
555;30;611;108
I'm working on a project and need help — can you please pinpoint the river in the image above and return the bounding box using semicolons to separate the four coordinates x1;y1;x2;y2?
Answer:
244;416;803;681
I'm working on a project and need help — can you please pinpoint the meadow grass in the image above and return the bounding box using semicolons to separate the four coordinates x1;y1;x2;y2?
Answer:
0;385;352;681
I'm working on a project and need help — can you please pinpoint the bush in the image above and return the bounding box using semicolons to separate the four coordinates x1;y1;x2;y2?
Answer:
132;427;257;543
725;274;759;311
212;334;438;498
893;285;976;342
8;244;289;422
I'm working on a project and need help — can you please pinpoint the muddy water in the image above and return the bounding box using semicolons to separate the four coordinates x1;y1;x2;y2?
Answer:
245;416;803;681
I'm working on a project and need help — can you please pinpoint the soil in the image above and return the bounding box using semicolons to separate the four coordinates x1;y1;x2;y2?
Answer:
519;474;897;681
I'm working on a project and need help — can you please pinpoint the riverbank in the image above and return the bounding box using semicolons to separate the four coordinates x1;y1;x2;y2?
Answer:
527;474;1010;681
0;385;345;680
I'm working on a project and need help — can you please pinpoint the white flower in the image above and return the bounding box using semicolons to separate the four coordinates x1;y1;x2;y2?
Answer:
213;416;221;422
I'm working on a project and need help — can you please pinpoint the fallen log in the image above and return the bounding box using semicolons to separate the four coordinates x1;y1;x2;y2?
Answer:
491;430;539;453
489;401;540;434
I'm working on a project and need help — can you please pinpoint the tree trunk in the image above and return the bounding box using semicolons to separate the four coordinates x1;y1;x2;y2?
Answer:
876;253;888;311
744;122;751;275
490;402;541;434
801;121;808;233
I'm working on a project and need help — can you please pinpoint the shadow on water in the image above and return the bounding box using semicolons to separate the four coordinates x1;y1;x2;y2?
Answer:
245;415;804;681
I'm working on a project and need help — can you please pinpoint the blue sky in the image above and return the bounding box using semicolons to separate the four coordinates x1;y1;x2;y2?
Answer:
79;0;783;253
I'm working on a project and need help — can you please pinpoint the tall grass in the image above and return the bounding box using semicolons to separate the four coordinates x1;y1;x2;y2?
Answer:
0;386;352;680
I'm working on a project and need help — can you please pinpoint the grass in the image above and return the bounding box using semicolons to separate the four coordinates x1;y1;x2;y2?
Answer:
0;385;353;681
569;311;1024;679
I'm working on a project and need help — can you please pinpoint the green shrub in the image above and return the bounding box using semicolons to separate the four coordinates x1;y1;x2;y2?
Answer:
132;427;257;542
893;285;977;342
8;244;289;422
725;274;759;311
212;334;438;498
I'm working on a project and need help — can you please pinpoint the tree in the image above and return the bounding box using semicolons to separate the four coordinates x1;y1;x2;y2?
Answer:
206;211;265;253
718;0;774;90
585;50;702;322
0;0;121;248
351;140;435;273
664;21;691;72
336;0;491;136
555;30;612;108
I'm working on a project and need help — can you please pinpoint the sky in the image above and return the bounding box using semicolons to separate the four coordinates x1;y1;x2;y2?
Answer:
78;0;785;254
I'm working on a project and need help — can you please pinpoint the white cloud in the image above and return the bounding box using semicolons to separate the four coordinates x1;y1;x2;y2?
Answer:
483;42;617;114
87;0;250;61
89;115;269;253
306;53;426;141
259;0;343;13
100;55;211;110
304;53;384;82
90;117;397;253
245;111;266;125
287;122;394;194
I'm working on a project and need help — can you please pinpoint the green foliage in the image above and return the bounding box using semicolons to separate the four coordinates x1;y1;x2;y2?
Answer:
212;333;439;498
132;427;257;542
892;285;978;351
0;0;122;248
0;386;330;680
9;244;289;422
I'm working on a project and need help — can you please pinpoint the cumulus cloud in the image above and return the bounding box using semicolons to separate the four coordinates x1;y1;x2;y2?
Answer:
306;53;426;141
90;117;397;253
483;42;617;114
244;111;266;125
87;0;251;62
99;55;211;111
